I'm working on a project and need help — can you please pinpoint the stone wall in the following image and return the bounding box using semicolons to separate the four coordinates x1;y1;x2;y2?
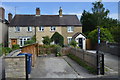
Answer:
62;47;97;68
4;56;26;79
99;42;120;57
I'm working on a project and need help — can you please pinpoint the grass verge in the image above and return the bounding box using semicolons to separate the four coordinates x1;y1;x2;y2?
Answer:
67;53;97;74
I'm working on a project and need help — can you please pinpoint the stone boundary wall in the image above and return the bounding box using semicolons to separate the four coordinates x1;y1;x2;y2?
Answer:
4;56;26;79
99;42;120;57
62;47;97;68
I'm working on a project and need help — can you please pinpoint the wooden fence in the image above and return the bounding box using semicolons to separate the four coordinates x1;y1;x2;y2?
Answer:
21;43;38;67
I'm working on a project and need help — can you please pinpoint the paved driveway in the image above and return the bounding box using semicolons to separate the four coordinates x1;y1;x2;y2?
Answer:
30;57;79;78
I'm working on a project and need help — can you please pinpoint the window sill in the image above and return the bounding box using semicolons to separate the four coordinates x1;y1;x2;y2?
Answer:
27;31;32;33
67;31;73;33
15;31;20;33
50;30;56;32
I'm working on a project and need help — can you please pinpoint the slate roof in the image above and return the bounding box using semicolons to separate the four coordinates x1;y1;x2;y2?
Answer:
9;15;82;27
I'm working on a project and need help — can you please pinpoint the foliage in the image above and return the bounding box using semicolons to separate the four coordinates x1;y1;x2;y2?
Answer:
0;44;2;56
12;44;20;50
109;26;120;43
25;35;36;45
2;47;12;55
51;32;64;46
88;28;114;44
54;45;62;56
69;40;78;47
68;53;96;74
42;36;51;45
39;44;62;56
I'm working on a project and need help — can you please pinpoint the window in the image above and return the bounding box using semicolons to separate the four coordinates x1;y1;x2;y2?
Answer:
39;26;44;31
19;37;30;47
67;26;74;32
15;27;20;32
28;26;32;32
51;26;56;31
67;37;72;44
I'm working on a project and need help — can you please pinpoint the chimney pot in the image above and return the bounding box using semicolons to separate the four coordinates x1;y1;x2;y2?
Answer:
8;13;12;22
59;7;62;17
36;8;40;16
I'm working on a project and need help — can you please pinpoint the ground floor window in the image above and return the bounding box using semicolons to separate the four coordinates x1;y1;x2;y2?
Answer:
19;37;30;47
67;37;72;44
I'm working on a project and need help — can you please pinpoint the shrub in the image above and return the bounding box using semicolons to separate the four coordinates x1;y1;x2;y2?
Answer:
51;32;64;46
25;35;36;45
42;36;51;45
12;44;20;50
69;40;78;47
88;28;114;45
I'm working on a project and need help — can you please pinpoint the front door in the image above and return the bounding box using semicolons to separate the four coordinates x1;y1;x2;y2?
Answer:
78;38;83;49
11;39;17;46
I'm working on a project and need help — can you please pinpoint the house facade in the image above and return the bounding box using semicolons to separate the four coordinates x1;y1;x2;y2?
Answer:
9;8;86;49
0;7;8;47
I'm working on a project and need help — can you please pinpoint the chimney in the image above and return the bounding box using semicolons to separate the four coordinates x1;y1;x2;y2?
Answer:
36;8;40;16
59;7;62;17
8;13;12;22
0;7;5;20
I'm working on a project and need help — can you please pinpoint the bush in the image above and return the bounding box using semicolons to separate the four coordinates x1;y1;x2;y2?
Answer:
51;32;64;46
88;28;114;45
42;36;51;45
12;44;20;50
69;40;78;47
25;35;36;45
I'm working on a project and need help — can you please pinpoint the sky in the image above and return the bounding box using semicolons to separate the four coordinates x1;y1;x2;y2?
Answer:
0;2;118;20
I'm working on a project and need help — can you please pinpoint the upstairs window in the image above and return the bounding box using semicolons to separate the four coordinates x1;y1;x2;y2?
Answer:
67;26;74;32
39;26;44;31
28;26;32;32
15;27;20;32
51;26;56;31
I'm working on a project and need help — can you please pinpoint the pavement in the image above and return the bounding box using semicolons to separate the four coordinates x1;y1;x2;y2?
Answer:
30;57;79;78
86;50;119;77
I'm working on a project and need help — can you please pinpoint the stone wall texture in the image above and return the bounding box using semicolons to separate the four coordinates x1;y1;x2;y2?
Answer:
62;47;97;68
4;56;26;78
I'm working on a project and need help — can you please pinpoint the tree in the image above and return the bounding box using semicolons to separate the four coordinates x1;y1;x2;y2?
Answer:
88;28;114;45
51;32;64;46
25;35;36;45
80;2;110;35
42;36;51;45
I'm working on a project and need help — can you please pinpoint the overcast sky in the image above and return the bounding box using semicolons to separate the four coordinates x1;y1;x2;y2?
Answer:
0;2;118;20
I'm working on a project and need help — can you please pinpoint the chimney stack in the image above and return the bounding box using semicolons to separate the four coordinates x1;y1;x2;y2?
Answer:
0;7;5;20
59;7;62;17
8;13;12;22
36;8;40;16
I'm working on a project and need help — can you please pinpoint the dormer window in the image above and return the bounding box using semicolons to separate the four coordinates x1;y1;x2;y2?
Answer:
15;26;20;32
51;26;56;31
39;26;44;31
28;26;32;32
67;26;74;32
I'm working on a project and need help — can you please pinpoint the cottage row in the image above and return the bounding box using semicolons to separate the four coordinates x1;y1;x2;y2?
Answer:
0;7;86;50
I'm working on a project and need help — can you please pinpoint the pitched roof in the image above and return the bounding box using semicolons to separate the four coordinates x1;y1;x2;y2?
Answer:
72;32;86;39
9;15;82;27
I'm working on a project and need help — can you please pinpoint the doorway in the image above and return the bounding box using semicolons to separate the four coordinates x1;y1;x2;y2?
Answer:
78;38;83;49
11;39;17;46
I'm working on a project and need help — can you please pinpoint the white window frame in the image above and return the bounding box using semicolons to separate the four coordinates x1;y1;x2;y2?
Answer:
50;26;56;31
15;26;20;32
39;26;44;31
67;26;74;32
28;26;32;32
19;37;30;47
67;37;72;44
